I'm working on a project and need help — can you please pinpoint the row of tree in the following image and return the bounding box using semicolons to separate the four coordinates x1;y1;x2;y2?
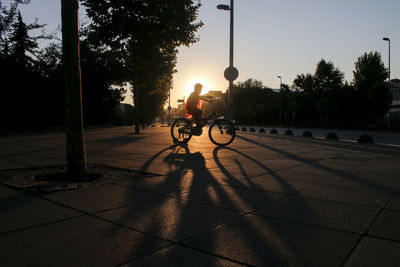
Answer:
232;53;392;128
0;0;202;132
0;0;393;130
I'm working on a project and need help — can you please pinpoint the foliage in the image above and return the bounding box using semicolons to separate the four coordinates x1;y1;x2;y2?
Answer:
353;52;388;91
232;55;392;128
81;0;203;130
0;1;64;128
0;1;127;128
353;52;390;124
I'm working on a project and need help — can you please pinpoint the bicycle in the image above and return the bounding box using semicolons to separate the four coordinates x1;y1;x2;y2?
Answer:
171;97;236;146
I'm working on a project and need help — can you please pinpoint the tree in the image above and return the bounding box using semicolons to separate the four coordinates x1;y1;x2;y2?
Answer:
313;59;344;95
61;0;88;181
293;73;314;93
353;52;388;92
79;39;126;125
81;0;203;134
353;51;389;124
8;11;37;65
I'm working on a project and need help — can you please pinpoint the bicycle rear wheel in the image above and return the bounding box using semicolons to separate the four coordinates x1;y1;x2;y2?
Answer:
171;118;192;145
208;119;236;146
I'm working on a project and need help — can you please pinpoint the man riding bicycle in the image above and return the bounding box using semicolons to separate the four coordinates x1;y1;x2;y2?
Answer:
185;83;213;135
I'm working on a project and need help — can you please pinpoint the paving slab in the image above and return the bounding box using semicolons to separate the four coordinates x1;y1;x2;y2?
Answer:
1;126;400;266
42;184;163;213
299;183;392;207
273;169;331;184
0;159;31;170
126;245;243;266
116;169;216;197
96;197;243;242
259;158;307;172
387;193;400;210
182;214;359;266
368;210;400;241
0;191;81;234
0;184;19;199
320;177;399;192
0;215;168;266
318;157;372;171
279;165;336;181
217;173;317;194
255;195;380;233
350;158;400;182
170;184;286;212
345;237;400;266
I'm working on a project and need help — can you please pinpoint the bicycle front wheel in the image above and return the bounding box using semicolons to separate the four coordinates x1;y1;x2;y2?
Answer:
208;119;236;146
171;118;192;145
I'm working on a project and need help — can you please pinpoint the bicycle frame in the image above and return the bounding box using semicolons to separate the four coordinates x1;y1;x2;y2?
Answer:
172;97;235;146
190;99;222;128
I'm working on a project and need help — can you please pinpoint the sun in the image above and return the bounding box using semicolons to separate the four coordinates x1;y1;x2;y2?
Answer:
185;78;212;98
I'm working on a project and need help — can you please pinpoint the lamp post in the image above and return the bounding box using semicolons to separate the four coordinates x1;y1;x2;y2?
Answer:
277;75;282;126
218;1;238;122
383;37;391;127
383;37;391;82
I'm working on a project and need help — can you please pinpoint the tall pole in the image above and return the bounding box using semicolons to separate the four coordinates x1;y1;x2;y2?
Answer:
168;88;171;126
383;37;391;127
388;39;391;82
277;76;282;126
228;0;234;121
383;37;391;82
218;2;238;122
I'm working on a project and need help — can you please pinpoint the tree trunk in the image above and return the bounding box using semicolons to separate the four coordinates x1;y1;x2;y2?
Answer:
133;81;140;134
61;0;88;181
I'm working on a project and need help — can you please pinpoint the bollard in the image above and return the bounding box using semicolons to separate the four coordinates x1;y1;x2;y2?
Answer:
325;132;339;140
357;134;374;143
302;131;313;138
284;129;293;136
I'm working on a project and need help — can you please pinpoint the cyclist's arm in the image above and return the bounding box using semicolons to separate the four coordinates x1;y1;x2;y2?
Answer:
199;95;215;102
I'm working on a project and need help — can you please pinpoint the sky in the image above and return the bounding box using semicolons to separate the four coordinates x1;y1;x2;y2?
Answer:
7;0;400;107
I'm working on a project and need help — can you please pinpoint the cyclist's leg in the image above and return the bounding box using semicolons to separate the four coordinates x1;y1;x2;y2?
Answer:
192;109;203;128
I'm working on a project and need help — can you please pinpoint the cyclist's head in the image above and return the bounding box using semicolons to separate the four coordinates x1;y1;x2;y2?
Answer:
194;83;203;93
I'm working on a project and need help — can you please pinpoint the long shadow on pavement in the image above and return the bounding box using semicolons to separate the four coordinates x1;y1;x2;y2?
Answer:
107;143;321;265
237;135;397;195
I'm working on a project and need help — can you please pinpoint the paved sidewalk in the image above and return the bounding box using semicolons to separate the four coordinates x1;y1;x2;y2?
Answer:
1;126;400;266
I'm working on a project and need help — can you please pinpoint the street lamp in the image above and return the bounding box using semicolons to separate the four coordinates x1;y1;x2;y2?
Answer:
383;37;391;127
217;1;238;122
277;75;282;126
383;37;391;82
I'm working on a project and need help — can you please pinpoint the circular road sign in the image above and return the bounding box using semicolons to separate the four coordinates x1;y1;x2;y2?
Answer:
224;66;239;81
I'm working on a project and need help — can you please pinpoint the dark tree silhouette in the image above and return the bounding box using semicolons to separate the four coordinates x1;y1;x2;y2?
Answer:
61;0;88;181
81;0;203;134
353;52;389;124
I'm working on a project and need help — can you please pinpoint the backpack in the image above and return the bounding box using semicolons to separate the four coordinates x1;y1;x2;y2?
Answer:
185;99;202;119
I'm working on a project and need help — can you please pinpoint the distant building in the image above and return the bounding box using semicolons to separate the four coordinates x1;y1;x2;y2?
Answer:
205;90;223;99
